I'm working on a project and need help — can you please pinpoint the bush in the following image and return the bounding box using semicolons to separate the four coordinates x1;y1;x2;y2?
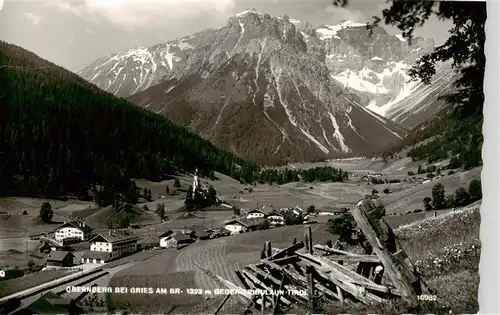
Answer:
432;183;446;210
445;195;456;208
155;203;166;220
283;211;304;225
455;187;471;206
423;197;433;211
232;206;241;216
383;188;391;194
468;179;482;201
257;219;270;230
327;213;356;244
306;205;316;214
39;202;53;223
448;170;455;175
413;209;423;213
173;178;181;188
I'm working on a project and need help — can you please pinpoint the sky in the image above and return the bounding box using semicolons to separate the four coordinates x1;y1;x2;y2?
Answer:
0;0;453;72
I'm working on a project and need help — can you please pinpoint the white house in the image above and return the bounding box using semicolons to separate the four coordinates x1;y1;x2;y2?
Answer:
266;211;284;226
159;231;194;249
292;206;304;216
246;209;266;220
82;231;139;264
55;221;92;242
223;220;250;234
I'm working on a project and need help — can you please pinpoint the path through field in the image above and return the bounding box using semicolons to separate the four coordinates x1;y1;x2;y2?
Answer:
175;241;260;291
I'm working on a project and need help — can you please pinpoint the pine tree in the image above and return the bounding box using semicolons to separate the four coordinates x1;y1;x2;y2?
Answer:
39;202;53;223
173;178;181;188
207;185;217;206
184;185;194;211
431;183;446;210
468;179;482;201
423;197;433;211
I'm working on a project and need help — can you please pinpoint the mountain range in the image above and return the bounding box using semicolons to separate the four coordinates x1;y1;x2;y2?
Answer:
78;9;456;164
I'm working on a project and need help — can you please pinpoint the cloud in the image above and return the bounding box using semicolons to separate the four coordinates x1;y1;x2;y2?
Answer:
325;6;367;23
45;0;236;30
23;12;43;25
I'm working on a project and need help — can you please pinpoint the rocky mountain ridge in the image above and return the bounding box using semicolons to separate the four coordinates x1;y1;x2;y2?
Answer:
78;9;452;164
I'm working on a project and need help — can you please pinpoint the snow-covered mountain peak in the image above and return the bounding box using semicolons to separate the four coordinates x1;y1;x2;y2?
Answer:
236;8;260;17
315;21;367;40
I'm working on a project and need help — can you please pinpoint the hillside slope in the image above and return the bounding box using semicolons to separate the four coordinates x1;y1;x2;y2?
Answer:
0;41;253;199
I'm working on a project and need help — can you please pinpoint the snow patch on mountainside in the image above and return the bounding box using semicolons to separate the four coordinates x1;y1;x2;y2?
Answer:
300;128;330;154
315;21;366;40
328;113;350;153
332;61;422;116
396;34;407;42
236;8;260;17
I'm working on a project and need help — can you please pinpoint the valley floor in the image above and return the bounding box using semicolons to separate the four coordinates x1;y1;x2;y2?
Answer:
0;158;482;313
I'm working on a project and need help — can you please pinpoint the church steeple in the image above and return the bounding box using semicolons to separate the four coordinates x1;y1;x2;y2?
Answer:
192;167;200;197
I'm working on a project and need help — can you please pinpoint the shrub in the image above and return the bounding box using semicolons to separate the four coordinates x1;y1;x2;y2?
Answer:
306;205;316;214
455;187;471;207
327;213;356;244
468;179;482;201
383;188;391;194
423;197;433;211
257;219;270;230
173;178;181;188
445;195;456;208
432;183;446;210
39;202;53;223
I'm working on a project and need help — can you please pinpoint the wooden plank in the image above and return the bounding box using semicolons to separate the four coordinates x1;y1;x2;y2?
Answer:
285;267;339;301
272;275;285;315
305;226;313;254
247;264;301;300
306;266;315;310
351;203;417;303
324;254;380;263
265;241;272;258
241;270;292;306
268;241;304;260
304;226;314;311
336;285;344;307
235;269;251;289
257;255;300;268
302;260;384;304
193;262;250;303
214;294;231;315
314;244;380;263
297;252;391;294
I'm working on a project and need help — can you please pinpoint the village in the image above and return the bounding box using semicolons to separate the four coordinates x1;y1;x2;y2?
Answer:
7;170;335;271
0;159;482;314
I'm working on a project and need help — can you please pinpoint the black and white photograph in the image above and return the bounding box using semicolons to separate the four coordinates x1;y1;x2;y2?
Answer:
0;0;490;314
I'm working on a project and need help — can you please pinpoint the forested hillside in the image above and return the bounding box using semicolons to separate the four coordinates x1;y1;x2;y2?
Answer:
0;41;255;201
373;1;485;170
382;108;483;170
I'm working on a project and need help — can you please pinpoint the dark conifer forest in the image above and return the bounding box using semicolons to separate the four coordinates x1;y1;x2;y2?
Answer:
0;41;255;201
